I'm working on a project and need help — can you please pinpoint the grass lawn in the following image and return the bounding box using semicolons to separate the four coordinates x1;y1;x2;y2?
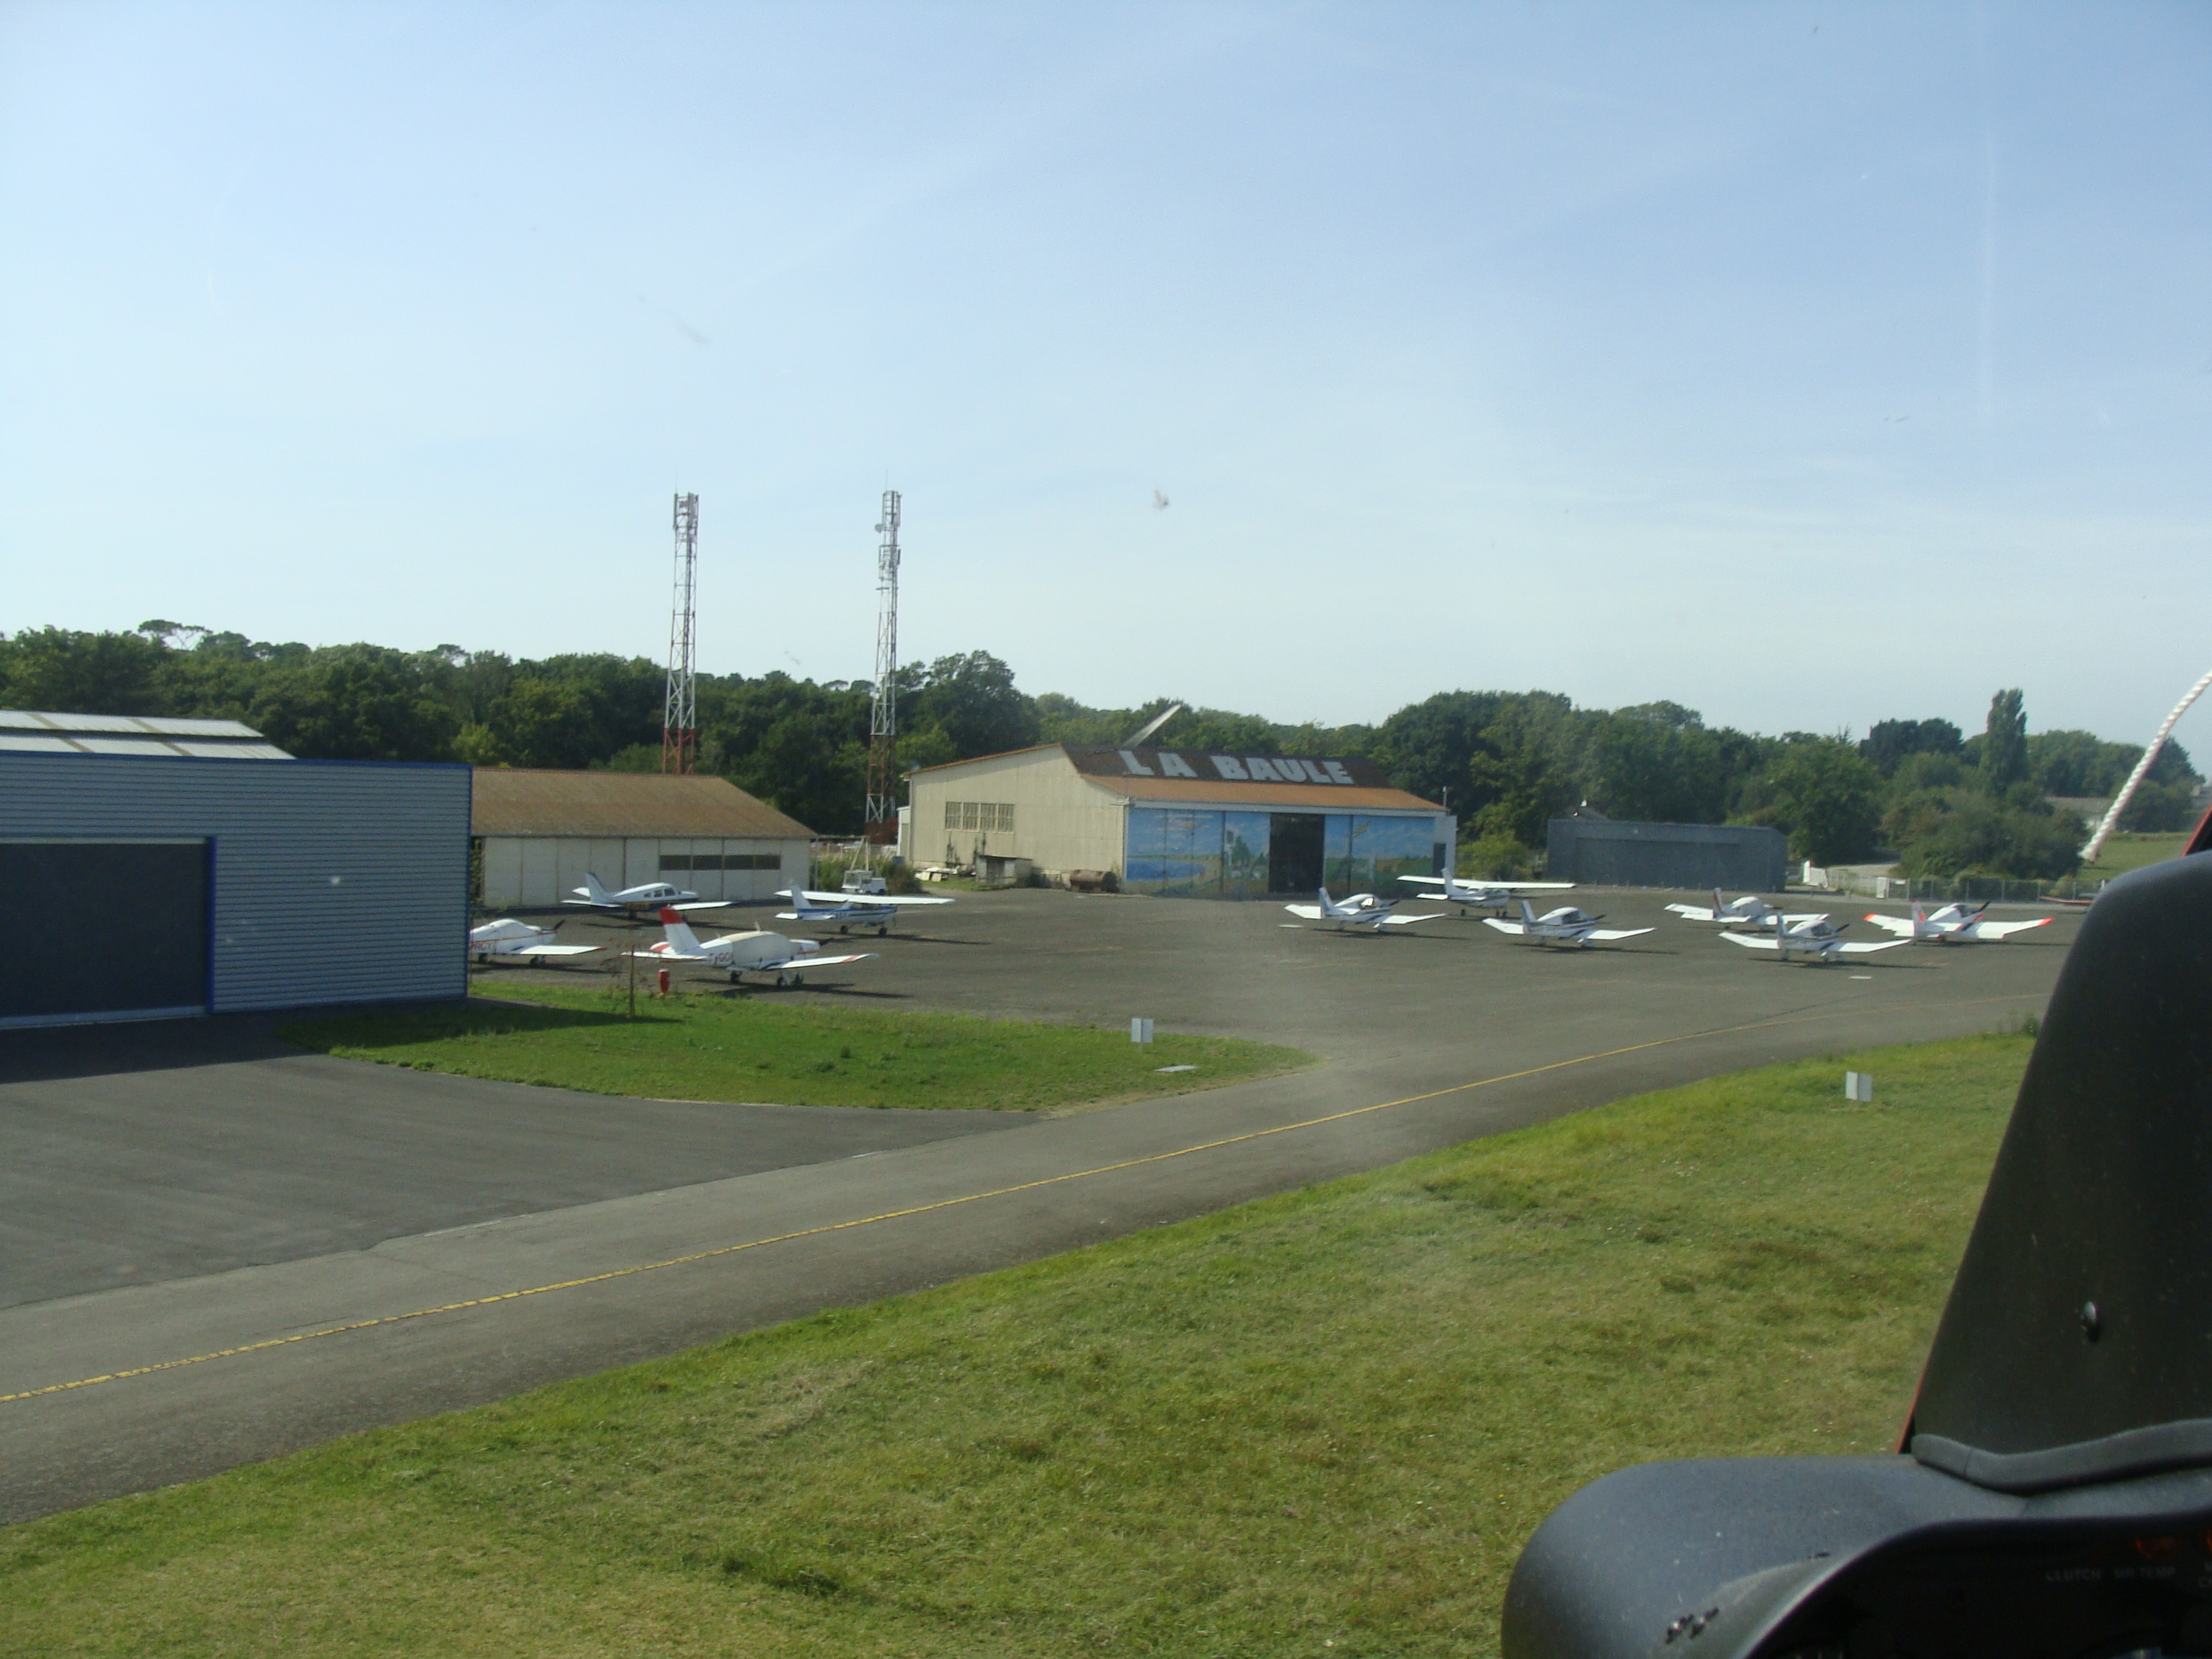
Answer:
2076;830;2190;881
277;986;1312;1114
0;1033;2029;1658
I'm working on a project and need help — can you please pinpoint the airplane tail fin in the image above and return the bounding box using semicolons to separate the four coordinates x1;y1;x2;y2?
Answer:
582;871;614;905
658;908;703;954
1318;886;1334;909
1519;899;1538;923
1714;888;1726;912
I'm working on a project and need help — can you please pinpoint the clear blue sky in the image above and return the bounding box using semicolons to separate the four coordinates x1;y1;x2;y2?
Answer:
3;3;2207;745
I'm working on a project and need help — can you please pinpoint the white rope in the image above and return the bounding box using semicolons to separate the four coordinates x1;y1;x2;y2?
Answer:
2081;667;2212;864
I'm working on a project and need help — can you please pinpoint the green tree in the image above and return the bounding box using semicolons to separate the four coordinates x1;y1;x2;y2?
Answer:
1580;705;1726;823
1860;717;1963;776
247;649;460;761
1980;690;2029;792
0;626;170;713
900;651;1040;760
1759;737;1882;863
1895;796;2082;880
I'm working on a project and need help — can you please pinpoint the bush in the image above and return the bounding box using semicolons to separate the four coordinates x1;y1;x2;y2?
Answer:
1893;796;2084;880
1457;832;1533;879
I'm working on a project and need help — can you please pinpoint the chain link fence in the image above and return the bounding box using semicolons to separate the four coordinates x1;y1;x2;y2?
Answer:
1799;863;2106;904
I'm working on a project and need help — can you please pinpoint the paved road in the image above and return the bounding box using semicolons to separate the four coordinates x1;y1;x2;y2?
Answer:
0;887;2075;1522
0;1016;1027;1309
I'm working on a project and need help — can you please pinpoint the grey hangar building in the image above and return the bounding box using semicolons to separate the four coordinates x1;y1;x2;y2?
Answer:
1;711;470;1030
903;742;1453;897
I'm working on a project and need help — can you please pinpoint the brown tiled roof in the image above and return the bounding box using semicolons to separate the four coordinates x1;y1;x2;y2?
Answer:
1080;775;1442;812
471;769;812;838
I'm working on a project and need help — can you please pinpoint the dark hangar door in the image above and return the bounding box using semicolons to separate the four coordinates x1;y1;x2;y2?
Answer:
0;840;210;1026
1267;814;1324;894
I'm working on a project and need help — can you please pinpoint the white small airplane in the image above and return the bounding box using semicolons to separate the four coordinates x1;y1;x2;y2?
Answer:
773;885;955;937
1664;889;1826;930
777;894;899;935
1282;887;1446;932
468;918;603;963
564;871;728;914
631;909;876;987
1483;900;1655;949
1398;874;1576;914
1861;902;2055;945
1721;916;1909;963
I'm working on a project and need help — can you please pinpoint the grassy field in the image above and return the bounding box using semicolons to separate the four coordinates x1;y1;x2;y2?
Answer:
2075;830;2189;881
278;986;1312;1115
0;1033;2029;1658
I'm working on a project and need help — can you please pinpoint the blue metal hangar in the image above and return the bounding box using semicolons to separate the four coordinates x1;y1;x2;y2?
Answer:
0;710;471;1030
903;742;1452;896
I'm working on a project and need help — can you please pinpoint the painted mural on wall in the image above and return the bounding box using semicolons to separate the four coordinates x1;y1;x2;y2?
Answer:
1126;808;1438;897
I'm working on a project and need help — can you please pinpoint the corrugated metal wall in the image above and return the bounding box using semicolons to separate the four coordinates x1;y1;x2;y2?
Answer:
0;754;470;1015
477;835;807;907
1544;818;1788;891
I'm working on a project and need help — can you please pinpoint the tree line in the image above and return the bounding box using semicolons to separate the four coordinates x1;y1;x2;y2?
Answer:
2;623;2197;878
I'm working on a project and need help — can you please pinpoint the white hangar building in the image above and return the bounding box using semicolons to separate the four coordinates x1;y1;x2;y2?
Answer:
473;769;813;909
905;742;1452;898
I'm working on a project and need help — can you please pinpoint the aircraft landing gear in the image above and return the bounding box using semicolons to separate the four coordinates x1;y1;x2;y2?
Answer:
876;924;889;936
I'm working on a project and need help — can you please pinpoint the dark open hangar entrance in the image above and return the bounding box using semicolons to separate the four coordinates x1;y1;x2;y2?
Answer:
0;840;211;1027
1266;813;1324;893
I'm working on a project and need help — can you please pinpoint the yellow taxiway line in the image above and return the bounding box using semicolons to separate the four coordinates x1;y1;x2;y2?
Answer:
0;992;2039;1406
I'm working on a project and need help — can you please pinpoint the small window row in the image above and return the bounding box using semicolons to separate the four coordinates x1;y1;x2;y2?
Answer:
945;801;1015;831
660;853;783;871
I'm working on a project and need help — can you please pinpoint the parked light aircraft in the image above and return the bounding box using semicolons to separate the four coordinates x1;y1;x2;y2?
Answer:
1721;916;1909;963
1482;901;1654;949
468;918;602;963
777;894;899;935
1282;887;1445;931
565;871;728;913
774;886;955;936
632;910;876;987
1861;902;2055;944
1664;889;1825;930
777;887;955;910
1398;874;1575;914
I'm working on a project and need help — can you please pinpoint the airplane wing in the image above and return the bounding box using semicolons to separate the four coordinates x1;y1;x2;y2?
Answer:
1720;933;1782;951
788;952;876;969
1588;928;1655;941
509;943;602;957
1397;875;1447;888
1666;905;1720;921
1836;939;1912;954
1778;911;1828;926
1283;905;1326;920
622;949;711;961
1481;919;1528;935
562;898;616;908
664;899;737;911
1377;911;1446;926
1860;914;1918;935
799;890;952;907
1966;917;2053;940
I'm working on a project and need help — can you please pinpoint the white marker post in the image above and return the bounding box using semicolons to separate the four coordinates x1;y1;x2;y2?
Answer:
1130;1017;1155;1045
1845;1072;1874;1103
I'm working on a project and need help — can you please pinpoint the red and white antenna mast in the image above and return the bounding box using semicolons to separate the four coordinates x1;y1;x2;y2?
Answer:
661;492;699;774
863;489;900;839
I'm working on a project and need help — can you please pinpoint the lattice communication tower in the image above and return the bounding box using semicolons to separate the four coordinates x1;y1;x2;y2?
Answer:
661;492;700;775
863;489;901;841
